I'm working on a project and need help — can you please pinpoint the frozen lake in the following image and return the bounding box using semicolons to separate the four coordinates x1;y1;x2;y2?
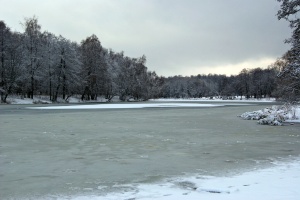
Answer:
0;101;299;199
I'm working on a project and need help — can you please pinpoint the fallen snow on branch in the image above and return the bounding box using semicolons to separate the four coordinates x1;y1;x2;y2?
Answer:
240;105;300;126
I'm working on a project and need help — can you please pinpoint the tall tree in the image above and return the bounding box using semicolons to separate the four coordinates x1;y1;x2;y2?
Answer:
0;21;10;102
250;68;264;98
237;69;251;99
52;36;82;101
105;50;123;101
22;16;44;99
4;32;24;102
277;0;300;102
40;32;58;101
0;22;24;102
131;55;150;100
117;56;135;100
80;34;105;100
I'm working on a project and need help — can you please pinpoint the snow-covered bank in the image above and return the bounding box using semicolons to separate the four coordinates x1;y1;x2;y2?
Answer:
240;105;300;125
150;97;276;103
3;96;110;104
4;97;52;104
53;159;300;200
2;96;276;105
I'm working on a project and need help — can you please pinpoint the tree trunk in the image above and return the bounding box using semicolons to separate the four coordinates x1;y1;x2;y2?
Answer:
30;75;34;99
62;74;66;100
49;66;52;101
62;59;66;100
0;31;4;89
53;84;60;102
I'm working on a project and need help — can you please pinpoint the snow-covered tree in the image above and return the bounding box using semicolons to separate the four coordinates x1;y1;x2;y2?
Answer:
237;69;251;99
147;71;164;98
0;16;284;103
22;16;45;99
51;36;82;101
80;34;107;100
277;0;300;103
0;21;11;102
117;56;135;100
131;55;150;100
40;31;59;101
105;50;123;101
0;22;24;102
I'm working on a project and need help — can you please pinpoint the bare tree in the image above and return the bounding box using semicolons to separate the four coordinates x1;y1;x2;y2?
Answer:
0;21;10;102
277;0;300;103
80;35;105;100
22;16;44;99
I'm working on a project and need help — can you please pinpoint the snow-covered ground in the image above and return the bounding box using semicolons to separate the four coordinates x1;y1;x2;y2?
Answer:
5;97;52;104
28;102;258;110
3;96;109;104
2;96;276;105
54;159;300;200
150;97;276;103
28;103;223;109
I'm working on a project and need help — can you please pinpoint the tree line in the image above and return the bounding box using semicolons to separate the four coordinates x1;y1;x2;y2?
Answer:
159;67;278;99
0;1;299;104
0;17;159;103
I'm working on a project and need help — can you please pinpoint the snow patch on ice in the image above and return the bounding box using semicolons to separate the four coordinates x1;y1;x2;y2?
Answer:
47;159;300;200
240;105;300;125
27;103;224;110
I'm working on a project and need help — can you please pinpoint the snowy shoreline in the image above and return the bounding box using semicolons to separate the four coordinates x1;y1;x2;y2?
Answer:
150;97;276;103
51;158;300;200
1;96;276;105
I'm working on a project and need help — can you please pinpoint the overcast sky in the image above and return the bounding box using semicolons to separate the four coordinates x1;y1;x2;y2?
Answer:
0;0;291;76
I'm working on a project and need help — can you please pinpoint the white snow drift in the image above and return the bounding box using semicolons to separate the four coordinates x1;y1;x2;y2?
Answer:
240;105;300;125
53;159;300;200
28;103;223;110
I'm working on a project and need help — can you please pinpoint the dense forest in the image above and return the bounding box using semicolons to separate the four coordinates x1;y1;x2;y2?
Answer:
0;0;299;104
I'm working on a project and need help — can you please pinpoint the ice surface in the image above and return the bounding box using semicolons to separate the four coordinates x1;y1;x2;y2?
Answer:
1;103;300;199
